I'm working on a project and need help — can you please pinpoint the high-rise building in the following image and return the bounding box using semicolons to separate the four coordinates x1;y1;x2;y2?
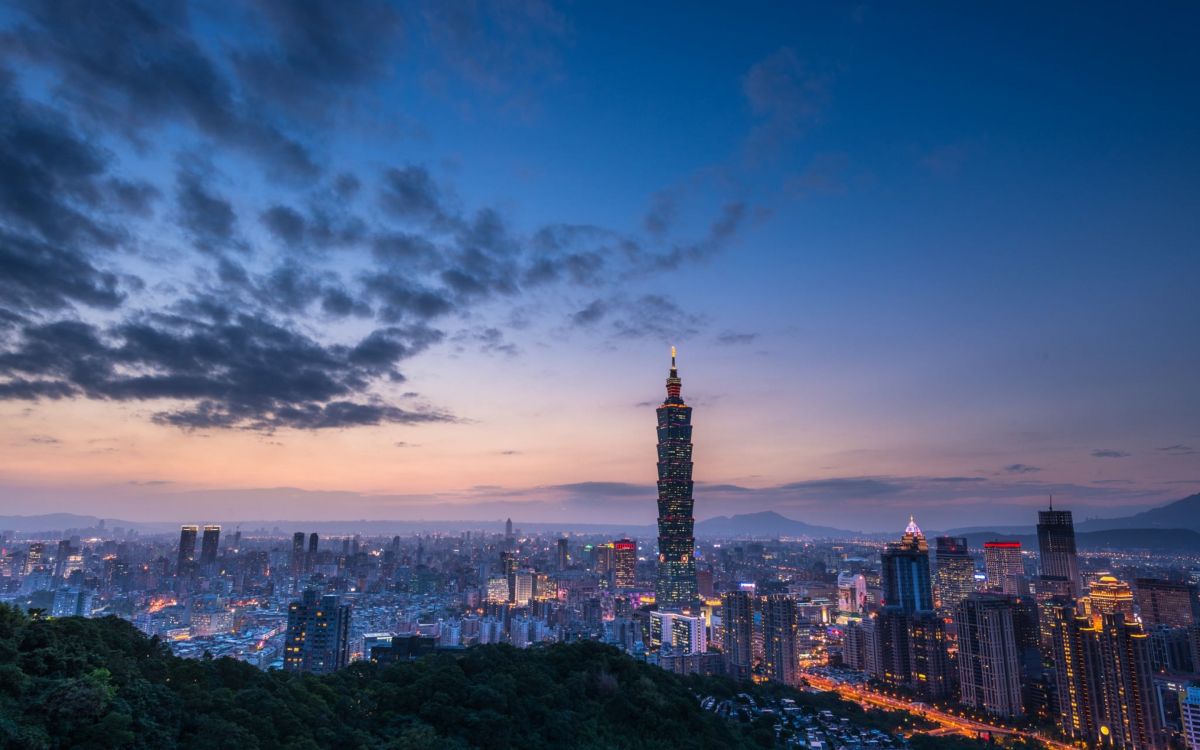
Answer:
512;570;533;605
177;525;198;573
956;593;1027;718
52;539;72;581
199;525;220;571
1135;578;1200;628
283;590;350;675
1037;505;1080;596
721;589;754;681
908;612;954;701
1181;685;1200;750
1051;605;1165;749
837;572;867;614
655;347;698;611
650;611;706;654
1089;575;1136;621
613;539;636;588
306;533;319;573
762;594;799;686
556;538;569;571
880;516;932;613
290;532;306;581
934;536;975;614
984;541;1024;595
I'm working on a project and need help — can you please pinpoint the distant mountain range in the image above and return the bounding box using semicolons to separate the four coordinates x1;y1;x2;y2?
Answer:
693;511;860;539
2;492;1199;545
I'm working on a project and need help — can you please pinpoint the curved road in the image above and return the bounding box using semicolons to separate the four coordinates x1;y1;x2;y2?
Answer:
799;672;1075;750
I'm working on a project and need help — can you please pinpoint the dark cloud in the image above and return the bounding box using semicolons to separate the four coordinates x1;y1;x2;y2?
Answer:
0;312;449;431
715;331;757;345
451;327;518;357
778;477;907;497
420;0;569;109
1091;449;1131;458
7;0;317;178
1158;444;1195;455
571;299;608;326
610;295;703;341
1004;464;1042;474
233;0;403;114
379;165;452;225
742;48;828;157
638;201;747;272
176;170;239;252
27;435;60;445
643;190;676;237
0;231;125;315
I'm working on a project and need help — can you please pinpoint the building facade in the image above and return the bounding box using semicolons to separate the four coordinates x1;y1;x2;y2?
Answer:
654;348;698;611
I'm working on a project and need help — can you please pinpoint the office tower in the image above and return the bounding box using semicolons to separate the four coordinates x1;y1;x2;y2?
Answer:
934;536;974;615
1037;504;1081;596
593;542;615;579
696;567;714;598
655;347;698;611
1147;624;1195;673
556;538;569;571
871;608;913;687
283;590;350;675
504;518;513;549
306;533;319;573
613;539;636;588
1136;578;1200;628
1090;575;1136;621
512;570;533;606
290;532;305;580
24;543;45;575
984;541;1024;595
843;620;867;670
650;611;706;654
762;594;799;686
956;593;1026;718
1181;686;1200;750
722;589;754;680
176;525;198;573
486;576;509;603
837;572;867;614
1051;606;1165;749
908;612;954;701
880;516;933;612
52;539;71;581
199;525;220;571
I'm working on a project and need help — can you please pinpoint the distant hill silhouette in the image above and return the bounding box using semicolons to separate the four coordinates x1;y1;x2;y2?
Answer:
1075;493;1200;532
958;527;1200;552
695;511;858;539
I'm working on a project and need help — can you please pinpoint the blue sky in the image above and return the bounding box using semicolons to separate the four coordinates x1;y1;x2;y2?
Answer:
0;1;1197;530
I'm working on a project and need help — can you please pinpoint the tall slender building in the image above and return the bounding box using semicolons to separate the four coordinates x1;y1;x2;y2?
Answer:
934;536;975;615
284;590;350;674
762;595;800;686
655;347;697;611
177;525;198;573
291;532;306;581
199;525;220;571
984;541;1024;595
721;589;754;681
613;539;636;588
1037;503;1080;597
306;532;319;574
880;516;933;613
956;593;1027;718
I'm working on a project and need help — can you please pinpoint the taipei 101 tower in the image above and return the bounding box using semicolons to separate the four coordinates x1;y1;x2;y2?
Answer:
655;347;698;611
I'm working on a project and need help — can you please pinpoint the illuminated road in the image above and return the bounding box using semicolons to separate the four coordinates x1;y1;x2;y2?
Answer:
799;672;1075;750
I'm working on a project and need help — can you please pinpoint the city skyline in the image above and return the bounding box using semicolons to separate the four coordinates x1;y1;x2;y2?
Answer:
1;3;1199;530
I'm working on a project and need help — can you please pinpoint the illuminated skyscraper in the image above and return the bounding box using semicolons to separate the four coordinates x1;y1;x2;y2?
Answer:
284;590;350;675
1089;575;1136;622
1051;607;1165;749
762;594;800;686
556;537;569;571
934;536;974;615
956;593;1027;718
984;541;1024;595
291;532;306;581
613;539;636;588
880;516;932;612
199;525;220;571
1037;503;1080;596
655;347;698;611
721;589;754;680
1135;578;1200;628
177;525;198;573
